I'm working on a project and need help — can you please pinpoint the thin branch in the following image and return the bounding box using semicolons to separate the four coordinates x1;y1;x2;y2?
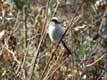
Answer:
18;5;28;79
28;0;51;80
44;56;69;80
86;53;106;67
4;40;20;64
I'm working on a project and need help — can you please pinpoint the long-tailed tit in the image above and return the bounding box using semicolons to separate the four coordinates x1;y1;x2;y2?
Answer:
48;17;71;55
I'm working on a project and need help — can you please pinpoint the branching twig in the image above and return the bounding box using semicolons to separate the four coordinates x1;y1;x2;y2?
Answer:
86;53;106;67
44;56;69;80
4;40;20;64
28;0;51;80
18;5;28;79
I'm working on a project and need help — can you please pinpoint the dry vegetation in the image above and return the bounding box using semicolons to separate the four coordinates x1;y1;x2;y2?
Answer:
0;0;107;80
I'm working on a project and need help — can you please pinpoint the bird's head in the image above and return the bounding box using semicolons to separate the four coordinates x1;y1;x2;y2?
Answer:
50;17;60;24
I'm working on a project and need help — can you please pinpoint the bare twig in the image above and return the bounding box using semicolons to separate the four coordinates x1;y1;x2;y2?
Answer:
44;56;69;80
18;5;28;79
3;40;20;64
28;0;51;80
12;11;20;33
99;7;107;34
86;53;106;67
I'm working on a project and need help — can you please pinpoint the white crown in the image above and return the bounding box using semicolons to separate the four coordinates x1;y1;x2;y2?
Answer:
51;17;59;21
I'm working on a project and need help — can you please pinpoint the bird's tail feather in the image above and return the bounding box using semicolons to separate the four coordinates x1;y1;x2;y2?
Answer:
61;40;71;55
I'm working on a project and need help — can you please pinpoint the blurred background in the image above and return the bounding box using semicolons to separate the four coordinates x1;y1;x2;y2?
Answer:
0;0;107;80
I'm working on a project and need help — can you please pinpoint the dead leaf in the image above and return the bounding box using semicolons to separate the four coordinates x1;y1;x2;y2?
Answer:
0;24;5;32
0;0;3;9
2;48;13;61
3;5;11;13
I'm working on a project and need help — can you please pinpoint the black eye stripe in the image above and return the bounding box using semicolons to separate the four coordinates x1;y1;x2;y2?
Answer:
51;19;60;24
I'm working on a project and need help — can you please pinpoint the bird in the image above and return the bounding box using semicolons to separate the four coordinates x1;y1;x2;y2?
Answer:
48;17;71;55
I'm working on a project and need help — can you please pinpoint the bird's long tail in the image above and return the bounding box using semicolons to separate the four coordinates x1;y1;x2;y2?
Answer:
61;40;71;55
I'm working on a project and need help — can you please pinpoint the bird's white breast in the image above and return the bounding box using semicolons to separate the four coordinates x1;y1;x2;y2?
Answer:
48;22;64;43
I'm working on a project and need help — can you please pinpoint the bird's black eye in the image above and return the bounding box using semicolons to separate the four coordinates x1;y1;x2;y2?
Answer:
51;19;60;24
